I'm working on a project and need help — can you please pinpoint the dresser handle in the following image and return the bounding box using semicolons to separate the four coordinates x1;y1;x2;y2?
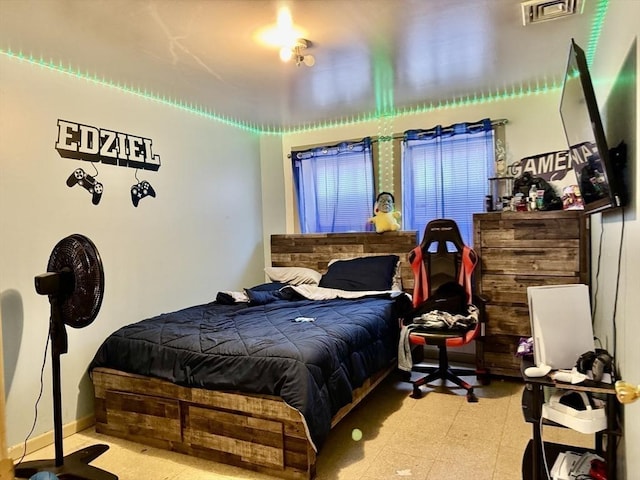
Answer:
514;276;542;283
514;250;545;256
512;222;545;228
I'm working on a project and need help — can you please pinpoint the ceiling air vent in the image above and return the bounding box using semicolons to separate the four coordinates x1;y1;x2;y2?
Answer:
521;0;583;26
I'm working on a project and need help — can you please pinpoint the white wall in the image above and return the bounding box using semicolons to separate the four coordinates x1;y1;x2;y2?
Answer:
590;1;640;477
259;134;286;261
0;56;266;450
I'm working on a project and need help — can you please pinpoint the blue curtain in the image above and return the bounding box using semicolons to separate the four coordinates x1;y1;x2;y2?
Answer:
292;138;374;233
402;119;494;244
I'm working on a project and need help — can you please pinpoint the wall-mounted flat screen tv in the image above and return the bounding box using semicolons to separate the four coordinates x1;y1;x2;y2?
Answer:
559;38;626;214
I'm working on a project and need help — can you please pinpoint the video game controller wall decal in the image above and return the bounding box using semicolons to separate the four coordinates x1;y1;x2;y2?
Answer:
131;180;156;207
64;168;160;207
66;168;103;205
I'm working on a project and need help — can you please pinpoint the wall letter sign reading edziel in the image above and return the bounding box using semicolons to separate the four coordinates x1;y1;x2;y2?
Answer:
55;119;161;171
55;119;161;207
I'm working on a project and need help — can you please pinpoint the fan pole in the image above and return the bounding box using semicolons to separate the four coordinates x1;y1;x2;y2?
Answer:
50;300;68;467
51;353;64;466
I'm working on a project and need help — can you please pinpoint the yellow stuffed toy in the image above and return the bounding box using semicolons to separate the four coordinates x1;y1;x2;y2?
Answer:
368;191;401;233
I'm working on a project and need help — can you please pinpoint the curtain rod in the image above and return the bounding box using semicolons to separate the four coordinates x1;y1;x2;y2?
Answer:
287;118;508;156
373;118;508;143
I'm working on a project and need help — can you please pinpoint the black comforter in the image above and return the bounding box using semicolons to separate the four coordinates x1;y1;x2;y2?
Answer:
89;294;405;449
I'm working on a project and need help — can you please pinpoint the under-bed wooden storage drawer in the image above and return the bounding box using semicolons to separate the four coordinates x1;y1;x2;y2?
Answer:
102;390;182;443
184;405;285;469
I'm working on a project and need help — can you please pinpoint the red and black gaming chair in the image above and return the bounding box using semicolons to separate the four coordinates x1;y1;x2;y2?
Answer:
407;218;486;402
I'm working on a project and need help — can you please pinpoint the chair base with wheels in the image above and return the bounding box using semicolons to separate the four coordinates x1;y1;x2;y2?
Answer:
407;316;490;402
409;332;479;402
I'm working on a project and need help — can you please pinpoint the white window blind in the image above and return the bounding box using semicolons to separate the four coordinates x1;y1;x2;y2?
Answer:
292;138;374;233
402;120;495;244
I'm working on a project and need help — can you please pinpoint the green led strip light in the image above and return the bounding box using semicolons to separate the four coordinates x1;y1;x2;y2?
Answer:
1;0;608;135
373;42;395;116
0;49;264;135
586;0;608;67
373;41;395;193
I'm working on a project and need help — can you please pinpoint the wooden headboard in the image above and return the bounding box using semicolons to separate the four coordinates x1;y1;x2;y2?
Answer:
270;231;419;293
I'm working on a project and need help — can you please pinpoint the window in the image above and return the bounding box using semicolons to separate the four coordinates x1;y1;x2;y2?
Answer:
402;119;495;244
292;138;374;233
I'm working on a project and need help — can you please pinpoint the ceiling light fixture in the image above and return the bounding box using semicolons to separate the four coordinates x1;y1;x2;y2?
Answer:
256;7;315;67
257;7;304;47
280;38;315;67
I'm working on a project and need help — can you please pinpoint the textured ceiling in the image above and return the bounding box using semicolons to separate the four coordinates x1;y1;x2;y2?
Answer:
0;0;605;131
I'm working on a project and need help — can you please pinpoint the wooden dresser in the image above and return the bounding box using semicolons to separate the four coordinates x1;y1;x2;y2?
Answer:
473;211;590;377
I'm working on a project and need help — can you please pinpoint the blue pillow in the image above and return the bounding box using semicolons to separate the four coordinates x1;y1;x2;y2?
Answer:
247;281;287;292
319;255;399;291
245;288;285;305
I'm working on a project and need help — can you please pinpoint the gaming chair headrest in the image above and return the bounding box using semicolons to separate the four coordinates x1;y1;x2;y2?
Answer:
420;219;465;253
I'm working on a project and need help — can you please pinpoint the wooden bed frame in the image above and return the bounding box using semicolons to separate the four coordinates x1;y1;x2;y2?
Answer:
92;231;418;480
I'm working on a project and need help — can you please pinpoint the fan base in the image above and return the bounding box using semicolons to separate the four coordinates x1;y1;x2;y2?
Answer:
14;444;117;480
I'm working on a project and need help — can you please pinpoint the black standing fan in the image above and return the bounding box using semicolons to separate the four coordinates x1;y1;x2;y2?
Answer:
15;234;117;480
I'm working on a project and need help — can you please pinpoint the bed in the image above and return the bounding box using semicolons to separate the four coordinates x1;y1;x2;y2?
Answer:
90;231;418;480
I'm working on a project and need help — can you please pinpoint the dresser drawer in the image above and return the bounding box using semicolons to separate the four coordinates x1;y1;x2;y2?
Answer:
479;274;583;304
479;247;580;276
477;219;581;245
485;304;531;336
474;211;584;247
479;334;522;377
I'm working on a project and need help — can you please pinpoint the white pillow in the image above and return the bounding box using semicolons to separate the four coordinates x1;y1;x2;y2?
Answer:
264;266;322;285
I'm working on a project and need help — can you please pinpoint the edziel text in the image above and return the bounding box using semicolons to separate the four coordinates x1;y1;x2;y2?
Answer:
55;119;160;171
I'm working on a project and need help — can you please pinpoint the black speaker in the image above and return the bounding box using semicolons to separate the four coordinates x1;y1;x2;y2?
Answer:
576;349;613;382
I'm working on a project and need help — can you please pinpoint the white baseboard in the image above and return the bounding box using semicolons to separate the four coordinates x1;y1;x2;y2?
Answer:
8;415;95;461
